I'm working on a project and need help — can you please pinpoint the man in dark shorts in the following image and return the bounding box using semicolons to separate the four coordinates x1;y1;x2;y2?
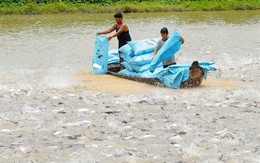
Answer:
97;13;132;70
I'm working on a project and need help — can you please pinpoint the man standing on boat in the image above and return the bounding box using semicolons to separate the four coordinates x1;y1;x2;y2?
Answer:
97;12;132;70
97;12;132;49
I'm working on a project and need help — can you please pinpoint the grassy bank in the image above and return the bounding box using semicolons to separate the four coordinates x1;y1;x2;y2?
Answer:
0;1;259;15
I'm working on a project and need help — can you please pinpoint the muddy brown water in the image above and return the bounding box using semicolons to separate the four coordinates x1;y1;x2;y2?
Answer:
0;11;259;90
0;11;260;162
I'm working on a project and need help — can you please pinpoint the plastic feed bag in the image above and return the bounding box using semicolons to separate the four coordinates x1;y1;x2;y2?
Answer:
92;35;109;74
150;31;182;73
128;38;160;56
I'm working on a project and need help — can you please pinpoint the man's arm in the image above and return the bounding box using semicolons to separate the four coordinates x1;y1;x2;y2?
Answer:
108;24;127;40
153;41;161;56
153;41;161;59
97;24;116;35
154;49;158;56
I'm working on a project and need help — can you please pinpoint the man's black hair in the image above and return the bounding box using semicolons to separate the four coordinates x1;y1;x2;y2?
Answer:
160;27;168;34
114;13;123;18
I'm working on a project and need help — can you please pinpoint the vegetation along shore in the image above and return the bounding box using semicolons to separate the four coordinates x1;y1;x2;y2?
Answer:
0;0;259;15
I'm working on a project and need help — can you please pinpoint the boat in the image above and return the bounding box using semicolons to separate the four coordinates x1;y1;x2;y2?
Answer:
107;61;205;88
93;33;216;89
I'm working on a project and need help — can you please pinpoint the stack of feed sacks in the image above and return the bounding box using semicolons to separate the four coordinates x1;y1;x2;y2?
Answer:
108;49;120;65
105;34;217;88
118;38;163;78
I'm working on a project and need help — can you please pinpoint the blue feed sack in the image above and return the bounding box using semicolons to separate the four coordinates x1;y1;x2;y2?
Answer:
119;66;163;78
128;38;160;56
139;67;163;78
157;67;190;89
108;49;120;64
122;61;134;71
150;31;182;73
131;64;150;73
121;53;134;62
92;35;109;74
131;62;163;73
119;44;134;57
128;52;154;66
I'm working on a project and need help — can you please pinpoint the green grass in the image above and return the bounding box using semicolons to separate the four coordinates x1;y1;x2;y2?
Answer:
0;1;259;15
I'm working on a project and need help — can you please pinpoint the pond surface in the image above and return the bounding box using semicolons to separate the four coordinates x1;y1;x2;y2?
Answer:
0;11;259;162
0;10;259;89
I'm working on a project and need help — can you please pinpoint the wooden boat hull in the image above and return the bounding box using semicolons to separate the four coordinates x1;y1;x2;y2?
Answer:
108;61;204;88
